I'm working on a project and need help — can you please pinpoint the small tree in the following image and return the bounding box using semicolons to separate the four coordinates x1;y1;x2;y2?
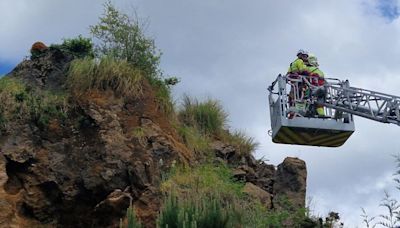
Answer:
90;1;161;78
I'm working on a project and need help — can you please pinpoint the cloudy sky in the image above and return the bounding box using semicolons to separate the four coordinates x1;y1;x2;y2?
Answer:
1;0;400;226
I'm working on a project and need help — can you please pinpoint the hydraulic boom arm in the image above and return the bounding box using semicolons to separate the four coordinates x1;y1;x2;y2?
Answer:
322;78;400;125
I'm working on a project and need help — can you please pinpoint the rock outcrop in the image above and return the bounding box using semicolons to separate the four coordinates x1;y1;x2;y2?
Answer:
0;48;192;227
213;141;307;211
0;47;307;227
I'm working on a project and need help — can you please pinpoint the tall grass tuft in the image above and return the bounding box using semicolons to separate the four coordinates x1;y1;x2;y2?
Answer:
178;95;227;137
222;130;259;156
67;57;143;98
177;125;212;158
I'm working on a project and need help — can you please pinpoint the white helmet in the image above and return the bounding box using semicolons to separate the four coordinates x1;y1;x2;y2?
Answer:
297;49;309;56
308;55;319;67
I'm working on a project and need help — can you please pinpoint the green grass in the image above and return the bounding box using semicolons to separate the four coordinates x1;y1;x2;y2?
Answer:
177;125;212;159
157;192;232;228
176;95;257;157
159;164;242;228
67;57;143;98
161;164;244;201
0;77;69;131
178;95;227;137
159;163;312;227
221;130;259;156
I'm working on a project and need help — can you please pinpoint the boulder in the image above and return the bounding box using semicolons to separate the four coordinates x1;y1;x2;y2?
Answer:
243;182;272;208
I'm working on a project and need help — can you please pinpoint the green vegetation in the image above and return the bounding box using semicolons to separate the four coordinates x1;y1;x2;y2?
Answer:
0;77;68;131
222;130;259;157
159;164;241;228
157;193;232;228
176;95;258;158
178;96;227;137
90;1;161;78
158;164;312;227
120;202;142;228
67;57;143;98
51;35;94;58
177;125;212;158
161;164;244;199
89;1;175;115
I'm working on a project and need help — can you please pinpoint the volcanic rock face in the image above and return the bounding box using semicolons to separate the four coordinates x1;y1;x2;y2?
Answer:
0;48;307;227
0;49;192;227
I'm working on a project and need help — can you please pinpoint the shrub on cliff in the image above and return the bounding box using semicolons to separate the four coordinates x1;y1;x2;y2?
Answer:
51;35;94;58
90;1;161;79
90;1;175;116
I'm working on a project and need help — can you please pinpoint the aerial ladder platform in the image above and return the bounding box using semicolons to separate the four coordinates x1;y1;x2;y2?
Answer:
268;74;400;147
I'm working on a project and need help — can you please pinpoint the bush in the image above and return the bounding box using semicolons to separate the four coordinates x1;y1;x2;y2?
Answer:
67;57;143;98
90;1;177;117
90;1;161;78
52;35;94;58
178;96;227;137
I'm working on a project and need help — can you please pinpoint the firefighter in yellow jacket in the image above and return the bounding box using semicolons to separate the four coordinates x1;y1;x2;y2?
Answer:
307;55;325;116
287;50;309;118
287;49;309;75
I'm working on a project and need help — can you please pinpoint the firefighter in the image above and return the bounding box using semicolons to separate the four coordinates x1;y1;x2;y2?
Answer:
287;49;309;75
287;50;309;118
307;55;325;116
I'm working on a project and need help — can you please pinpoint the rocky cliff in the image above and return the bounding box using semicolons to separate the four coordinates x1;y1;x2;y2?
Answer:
0;48;307;227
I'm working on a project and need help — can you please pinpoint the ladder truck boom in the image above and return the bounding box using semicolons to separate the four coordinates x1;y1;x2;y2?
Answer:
322;79;400;125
